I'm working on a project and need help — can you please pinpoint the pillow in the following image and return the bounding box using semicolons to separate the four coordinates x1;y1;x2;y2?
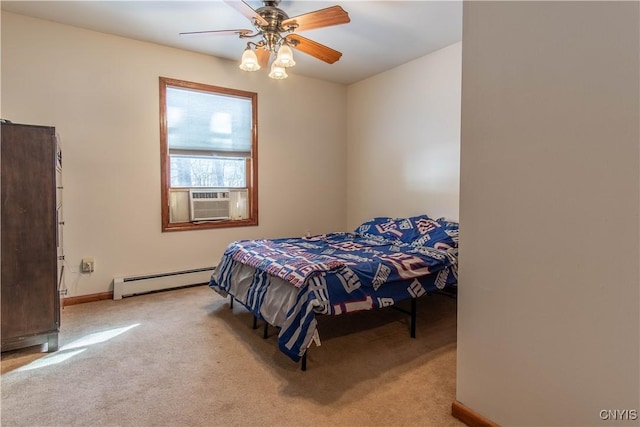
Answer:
355;217;397;240
355;215;433;243
411;218;459;253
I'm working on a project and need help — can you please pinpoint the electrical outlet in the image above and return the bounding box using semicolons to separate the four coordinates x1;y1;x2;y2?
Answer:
59;289;68;296
81;257;95;273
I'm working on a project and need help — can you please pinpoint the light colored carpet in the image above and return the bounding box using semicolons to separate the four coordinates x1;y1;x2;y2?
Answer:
1;285;462;427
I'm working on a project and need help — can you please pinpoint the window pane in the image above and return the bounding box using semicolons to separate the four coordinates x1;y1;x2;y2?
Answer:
170;155;246;188
166;87;252;155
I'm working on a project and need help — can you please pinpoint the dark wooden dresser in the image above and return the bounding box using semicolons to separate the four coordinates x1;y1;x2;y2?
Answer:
1;122;60;352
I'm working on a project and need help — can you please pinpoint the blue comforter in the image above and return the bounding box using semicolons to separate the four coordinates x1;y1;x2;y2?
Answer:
210;216;459;361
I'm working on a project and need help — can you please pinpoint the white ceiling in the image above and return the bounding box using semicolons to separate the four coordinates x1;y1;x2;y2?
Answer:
1;0;462;85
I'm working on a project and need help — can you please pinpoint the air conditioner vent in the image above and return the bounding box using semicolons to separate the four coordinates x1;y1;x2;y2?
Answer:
189;189;230;221
191;191;230;199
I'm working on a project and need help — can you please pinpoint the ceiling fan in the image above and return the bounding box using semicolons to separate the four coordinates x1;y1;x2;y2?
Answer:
180;0;350;79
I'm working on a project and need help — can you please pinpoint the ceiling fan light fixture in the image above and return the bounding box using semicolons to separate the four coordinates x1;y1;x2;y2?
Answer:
274;44;296;68
239;48;261;71
268;62;288;79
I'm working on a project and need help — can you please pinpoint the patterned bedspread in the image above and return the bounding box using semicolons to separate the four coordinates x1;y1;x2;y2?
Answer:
210;216;459;362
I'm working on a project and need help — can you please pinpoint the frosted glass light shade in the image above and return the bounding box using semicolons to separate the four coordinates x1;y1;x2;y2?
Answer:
239;49;260;71
268;63;288;79
274;44;296;68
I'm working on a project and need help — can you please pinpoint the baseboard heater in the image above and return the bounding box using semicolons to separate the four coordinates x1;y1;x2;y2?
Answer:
113;266;215;300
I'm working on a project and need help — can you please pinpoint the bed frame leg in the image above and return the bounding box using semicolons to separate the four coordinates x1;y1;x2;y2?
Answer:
229;296;234;309
252;315;258;330
301;350;307;371
410;297;417;338
263;322;268;339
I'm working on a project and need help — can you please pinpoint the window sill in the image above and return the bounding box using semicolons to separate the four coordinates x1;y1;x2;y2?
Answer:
163;218;258;232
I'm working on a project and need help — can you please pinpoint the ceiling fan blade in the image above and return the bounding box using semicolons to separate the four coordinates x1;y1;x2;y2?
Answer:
179;29;252;37
223;0;268;26
281;6;350;32
256;48;271;68
286;34;342;64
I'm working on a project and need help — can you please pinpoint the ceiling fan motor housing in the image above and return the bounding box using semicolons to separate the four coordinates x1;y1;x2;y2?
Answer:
255;4;291;51
256;6;289;26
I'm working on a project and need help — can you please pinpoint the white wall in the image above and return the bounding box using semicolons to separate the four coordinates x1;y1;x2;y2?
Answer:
1;12;347;297
458;2;639;425
346;42;461;229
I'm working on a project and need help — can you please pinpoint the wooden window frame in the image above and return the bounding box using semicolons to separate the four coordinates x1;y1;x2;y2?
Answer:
159;77;258;232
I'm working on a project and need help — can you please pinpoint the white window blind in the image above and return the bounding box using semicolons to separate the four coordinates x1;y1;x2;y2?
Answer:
166;86;252;156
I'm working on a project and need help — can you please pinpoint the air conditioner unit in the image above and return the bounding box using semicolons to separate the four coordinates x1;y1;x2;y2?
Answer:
189;189;230;221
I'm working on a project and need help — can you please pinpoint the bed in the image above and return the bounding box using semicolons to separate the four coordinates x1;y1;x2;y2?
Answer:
209;215;459;368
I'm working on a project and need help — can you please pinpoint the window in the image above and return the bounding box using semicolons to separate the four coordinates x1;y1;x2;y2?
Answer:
159;77;258;231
